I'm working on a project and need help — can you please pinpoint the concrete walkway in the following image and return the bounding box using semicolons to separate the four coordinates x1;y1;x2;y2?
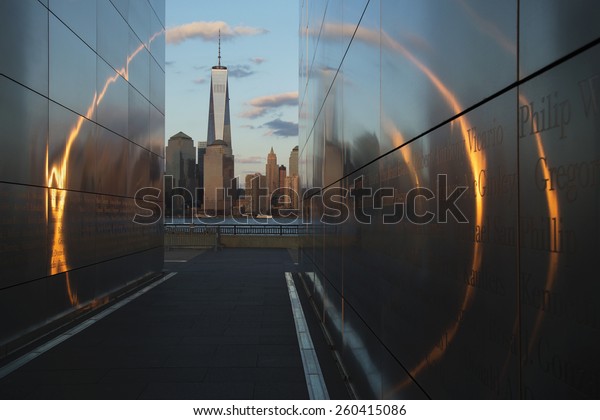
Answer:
0;248;350;399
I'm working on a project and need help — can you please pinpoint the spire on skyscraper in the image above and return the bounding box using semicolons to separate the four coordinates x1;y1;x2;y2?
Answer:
206;30;231;152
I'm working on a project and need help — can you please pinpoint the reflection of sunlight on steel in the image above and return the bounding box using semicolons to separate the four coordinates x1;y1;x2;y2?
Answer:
65;272;78;305
320;22;485;394
383;119;420;187
47;28;164;302
518;94;560;357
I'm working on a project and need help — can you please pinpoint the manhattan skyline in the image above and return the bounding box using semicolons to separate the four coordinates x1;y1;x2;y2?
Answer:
165;0;298;178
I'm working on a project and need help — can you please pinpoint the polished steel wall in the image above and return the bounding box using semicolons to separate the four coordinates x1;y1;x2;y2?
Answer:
0;0;164;352
299;0;600;399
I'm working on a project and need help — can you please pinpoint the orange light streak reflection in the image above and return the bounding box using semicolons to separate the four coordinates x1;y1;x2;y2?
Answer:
47;28;164;303
518;94;560;357
383;119;420;187
320;23;487;394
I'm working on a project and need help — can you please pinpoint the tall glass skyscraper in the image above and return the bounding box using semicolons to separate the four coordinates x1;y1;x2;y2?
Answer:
203;35;234;214
0;0;165;356
206;34;232;156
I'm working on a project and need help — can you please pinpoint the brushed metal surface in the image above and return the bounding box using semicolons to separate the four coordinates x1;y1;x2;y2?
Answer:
95;125;129;196
149;0;165;27
128;30;150;99
48;102;97;193
47;189;98;274
129;84;151;151
49;13;97;119
380;0;516;157
518;44;600;399
49;0;97;49
0;277;48;346
149;104;165;157
128;143;151;197
0;184;47;288
150;58;165;114
0;76;48;187
128;0;150;49
0;0;164;350
97;0;129;78
96;57;129;138
0;0;48;95
299;0;598;399
149;9;165;70
519;0;600;78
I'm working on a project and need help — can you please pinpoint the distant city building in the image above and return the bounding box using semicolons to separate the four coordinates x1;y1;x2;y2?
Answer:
279;164;287;190
196;141;207;206
286;146;300;209
265;147;278;197
165;131;197;214
285;175;300;209
244;173;268;215
203;33;235;214
206;32;232;155
289;145;299;177
203;141;234;214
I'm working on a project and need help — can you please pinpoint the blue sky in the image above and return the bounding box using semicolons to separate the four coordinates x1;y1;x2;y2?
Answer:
165;0;299;179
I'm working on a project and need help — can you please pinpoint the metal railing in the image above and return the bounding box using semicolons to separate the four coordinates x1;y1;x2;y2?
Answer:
164;224;305;236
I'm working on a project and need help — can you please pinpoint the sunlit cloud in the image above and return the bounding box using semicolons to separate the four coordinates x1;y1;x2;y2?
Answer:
250;57;266;65
241;91;298;118
263;118;298;137
192;77;207;84
166;21;268;45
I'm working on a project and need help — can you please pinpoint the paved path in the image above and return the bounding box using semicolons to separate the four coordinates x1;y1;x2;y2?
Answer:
0;248;350;399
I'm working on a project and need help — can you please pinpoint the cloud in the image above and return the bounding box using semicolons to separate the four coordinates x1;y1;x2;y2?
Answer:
228;65;254;78
193;77;207;84
241;91;298;119
165;60;175;66
236;156;265;164
166;21;268;45
263;119;299;137
250;57;266;65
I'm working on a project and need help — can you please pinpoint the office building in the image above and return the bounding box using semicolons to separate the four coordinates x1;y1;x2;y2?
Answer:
245;172;268;215
206;32;232;155
165;131;196;213
197;141;207;206
289;145;299;177
203;34;234;213
265;147;278;197
284;175;299;209
203;141;234;214
0;0;165;353
278;165;287;190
